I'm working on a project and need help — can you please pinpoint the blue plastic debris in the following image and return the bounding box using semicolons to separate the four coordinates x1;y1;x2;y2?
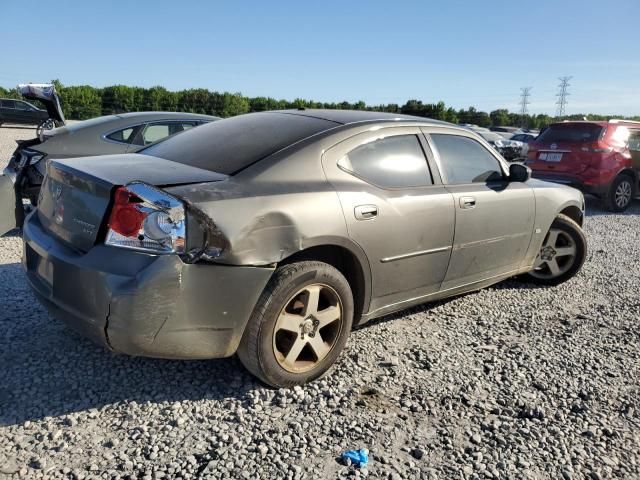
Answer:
341;448;369;467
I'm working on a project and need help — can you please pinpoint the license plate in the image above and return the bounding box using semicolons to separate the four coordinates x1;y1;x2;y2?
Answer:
539;152;563;162
36;257;54;288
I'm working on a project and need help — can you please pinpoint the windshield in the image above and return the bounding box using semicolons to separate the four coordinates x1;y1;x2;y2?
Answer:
142;112;340;175
477;131;503;143
537;123;604;143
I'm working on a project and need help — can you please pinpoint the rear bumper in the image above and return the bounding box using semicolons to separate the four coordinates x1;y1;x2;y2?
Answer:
530;171;609;196
22;212;274;359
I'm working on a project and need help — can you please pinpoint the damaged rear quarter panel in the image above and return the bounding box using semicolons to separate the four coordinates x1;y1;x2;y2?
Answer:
165;144;352;267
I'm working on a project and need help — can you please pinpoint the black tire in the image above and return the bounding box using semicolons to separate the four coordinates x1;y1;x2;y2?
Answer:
237;261;354;387
603;173;635;212
524;214;587;286
36;119;55;137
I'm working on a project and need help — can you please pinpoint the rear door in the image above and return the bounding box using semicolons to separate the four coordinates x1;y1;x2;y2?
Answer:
322;127;455;312
424;128;535;290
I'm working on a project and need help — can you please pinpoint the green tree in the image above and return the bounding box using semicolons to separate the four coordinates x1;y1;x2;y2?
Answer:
490;109;510;127
220;92;250;117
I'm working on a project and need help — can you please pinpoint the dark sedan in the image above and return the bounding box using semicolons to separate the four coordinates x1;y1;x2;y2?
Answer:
0;98;48;127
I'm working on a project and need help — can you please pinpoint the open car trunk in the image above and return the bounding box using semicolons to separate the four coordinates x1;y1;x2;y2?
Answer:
18;83;66;125
36;154;226;252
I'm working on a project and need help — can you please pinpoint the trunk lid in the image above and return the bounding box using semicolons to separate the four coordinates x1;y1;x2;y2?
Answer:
37;154;226;251
18;83;66;125
529;122;605;174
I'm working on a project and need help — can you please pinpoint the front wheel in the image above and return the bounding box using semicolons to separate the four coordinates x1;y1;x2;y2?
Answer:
524;214;587;286
237;261;354;387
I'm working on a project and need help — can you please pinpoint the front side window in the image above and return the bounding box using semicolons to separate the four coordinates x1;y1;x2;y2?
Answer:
15;101;29;111
338;134;433;188
628;129;640;152
430;134;504;184
610;126;630;148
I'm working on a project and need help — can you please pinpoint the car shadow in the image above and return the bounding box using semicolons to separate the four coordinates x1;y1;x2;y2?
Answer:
356;275;547;332
0;125;37;130
0;262;260;426
584;194;640;217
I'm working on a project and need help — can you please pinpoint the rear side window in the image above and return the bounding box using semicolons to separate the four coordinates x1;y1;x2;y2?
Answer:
628;129;640;152
338;135;433;188
143;112;339;175
1;100;15;109
431;134;504;184
106;127;136;144
537;124;603;143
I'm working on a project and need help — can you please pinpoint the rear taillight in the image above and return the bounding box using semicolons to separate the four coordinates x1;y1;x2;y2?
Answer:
105;183;186;254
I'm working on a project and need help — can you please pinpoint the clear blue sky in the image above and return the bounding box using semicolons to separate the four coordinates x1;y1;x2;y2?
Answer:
2;0;639;115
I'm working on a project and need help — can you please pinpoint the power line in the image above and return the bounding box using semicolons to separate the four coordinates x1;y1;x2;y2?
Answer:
556;76;572;118
519;87;532;126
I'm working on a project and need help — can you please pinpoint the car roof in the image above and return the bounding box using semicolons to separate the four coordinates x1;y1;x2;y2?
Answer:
114;111;219;121
142;110;459;176
273;108;450;126
550;120;609;127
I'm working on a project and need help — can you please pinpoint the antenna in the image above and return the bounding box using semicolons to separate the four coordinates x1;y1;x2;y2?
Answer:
556;76;572;119
519;87;532;127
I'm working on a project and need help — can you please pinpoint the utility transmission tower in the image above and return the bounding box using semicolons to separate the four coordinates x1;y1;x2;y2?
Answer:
556;76;572;118
519;87;532;127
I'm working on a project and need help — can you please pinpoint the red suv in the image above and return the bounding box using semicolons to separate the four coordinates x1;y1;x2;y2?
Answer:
527;120;639;211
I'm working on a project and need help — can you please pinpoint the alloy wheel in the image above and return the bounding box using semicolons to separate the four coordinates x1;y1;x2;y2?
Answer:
272;283;343;373
615;179;633;209
529;228;577;279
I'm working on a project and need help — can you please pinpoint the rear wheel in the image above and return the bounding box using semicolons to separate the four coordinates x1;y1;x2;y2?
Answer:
604;174;635;212
237;261;353;387
524;214;586;286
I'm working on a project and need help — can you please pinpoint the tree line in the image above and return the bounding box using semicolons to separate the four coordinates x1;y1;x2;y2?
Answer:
1;80;638;130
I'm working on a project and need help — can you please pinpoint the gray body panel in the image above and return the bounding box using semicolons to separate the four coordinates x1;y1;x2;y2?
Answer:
36;112;218;158
22;110;585;359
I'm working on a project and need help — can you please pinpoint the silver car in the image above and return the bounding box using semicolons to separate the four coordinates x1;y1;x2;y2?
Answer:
22;110;587;387
0;112;218;235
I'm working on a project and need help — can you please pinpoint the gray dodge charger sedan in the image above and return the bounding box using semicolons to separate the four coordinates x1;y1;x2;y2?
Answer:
22;110;587;387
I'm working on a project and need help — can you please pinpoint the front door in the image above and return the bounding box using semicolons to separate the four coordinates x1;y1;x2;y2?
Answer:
322;127;455;313
424;129;535;290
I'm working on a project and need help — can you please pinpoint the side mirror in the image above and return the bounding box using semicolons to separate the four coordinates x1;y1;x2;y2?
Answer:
509;163;531;182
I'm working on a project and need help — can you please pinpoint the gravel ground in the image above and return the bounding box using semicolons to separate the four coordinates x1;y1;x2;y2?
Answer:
1;125;639;480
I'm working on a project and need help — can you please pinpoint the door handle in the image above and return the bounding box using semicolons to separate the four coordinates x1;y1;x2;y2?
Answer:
354;204;378;220
459;196;476;209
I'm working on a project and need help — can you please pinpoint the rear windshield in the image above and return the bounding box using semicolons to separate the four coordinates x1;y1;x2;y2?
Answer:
537;123;603;143
141;112;340;175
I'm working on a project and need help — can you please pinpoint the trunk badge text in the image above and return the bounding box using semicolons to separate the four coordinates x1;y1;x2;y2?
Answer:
73;218;97;235
53;185;64;224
